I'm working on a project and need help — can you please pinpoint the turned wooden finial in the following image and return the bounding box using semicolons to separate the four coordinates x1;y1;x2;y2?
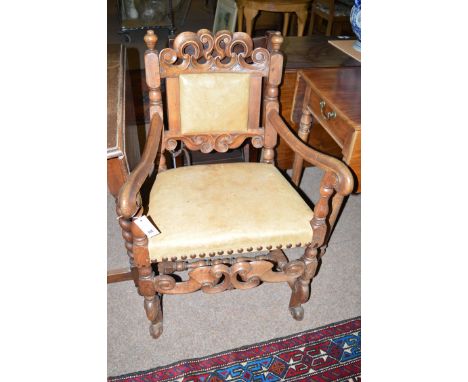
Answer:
271;32;283;51
144;30;158;50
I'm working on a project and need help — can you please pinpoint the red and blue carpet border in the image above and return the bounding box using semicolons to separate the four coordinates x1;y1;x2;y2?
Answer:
109;316;361;382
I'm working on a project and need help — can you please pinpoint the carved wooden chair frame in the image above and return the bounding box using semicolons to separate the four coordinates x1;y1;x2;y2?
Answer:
117;29;354;339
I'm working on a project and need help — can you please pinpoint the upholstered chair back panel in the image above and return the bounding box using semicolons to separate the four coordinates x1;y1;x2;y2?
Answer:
179;73;250;134
150;30;279;153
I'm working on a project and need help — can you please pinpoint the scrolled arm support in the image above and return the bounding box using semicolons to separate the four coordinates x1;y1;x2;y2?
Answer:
117;113;164;218
266;110;353;196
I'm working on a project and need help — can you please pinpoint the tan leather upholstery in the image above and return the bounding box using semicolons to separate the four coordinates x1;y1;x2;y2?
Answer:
179;73;250;134
147;163;313;261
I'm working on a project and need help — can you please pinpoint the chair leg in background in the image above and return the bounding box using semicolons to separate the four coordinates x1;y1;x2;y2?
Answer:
295;9;308;36
288;246;318;320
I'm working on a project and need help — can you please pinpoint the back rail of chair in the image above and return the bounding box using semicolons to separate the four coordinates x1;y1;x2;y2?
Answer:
144;29;284;155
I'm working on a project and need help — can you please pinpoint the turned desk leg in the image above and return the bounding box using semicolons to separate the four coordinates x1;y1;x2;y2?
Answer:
291;106;312;186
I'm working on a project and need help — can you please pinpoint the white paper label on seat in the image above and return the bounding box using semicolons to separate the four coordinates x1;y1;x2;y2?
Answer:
133;216;160;238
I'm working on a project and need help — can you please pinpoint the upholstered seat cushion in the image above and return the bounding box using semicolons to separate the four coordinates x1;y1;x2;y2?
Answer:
147;163;313;261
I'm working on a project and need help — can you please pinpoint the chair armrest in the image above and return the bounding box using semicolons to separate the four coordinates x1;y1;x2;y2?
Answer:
266;110;354;196
117;113;163;218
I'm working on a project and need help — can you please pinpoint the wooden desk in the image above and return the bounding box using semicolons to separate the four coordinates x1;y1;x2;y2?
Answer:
291;67;361;191
276;35;360;170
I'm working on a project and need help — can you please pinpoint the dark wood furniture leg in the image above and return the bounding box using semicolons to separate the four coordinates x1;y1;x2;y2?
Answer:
289;171;336;320
289;246;318;320
132;219;163;338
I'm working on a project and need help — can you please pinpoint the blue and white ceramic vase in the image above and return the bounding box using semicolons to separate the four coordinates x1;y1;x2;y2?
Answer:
350;0;361;51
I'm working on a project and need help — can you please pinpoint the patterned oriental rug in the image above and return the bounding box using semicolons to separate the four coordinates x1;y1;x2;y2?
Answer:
109;317;361;382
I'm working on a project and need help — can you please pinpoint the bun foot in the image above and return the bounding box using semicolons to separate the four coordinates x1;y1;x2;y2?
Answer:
289;306;304;321
149;322;163;339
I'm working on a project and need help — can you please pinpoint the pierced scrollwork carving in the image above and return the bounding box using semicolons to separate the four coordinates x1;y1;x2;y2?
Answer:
153;257;305;295
159;30;270;77
251;135;264;148
164;131;264;153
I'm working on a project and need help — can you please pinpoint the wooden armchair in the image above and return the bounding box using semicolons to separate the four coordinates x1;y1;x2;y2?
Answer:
117;29;354;339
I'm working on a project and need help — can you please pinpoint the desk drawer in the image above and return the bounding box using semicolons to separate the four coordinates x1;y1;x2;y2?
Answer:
308;89;354;148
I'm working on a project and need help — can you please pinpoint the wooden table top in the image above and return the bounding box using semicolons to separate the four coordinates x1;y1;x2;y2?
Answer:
282;35;360;70
299;67;361;130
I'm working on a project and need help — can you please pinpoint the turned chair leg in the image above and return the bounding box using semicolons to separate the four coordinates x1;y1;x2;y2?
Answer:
139;264;163;338
289;246;319;320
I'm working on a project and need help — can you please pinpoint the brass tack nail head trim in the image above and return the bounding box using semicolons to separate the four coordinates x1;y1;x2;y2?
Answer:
257;246;263;251
162;257;168;261
266;245;272;250
305;242;311;246
276;244;282;249
237;248;244;253
171;256;177;261
295;243;301;247
217;251;224;255
247;247;253;252
286;243;292;248
200;253;206;258
181;255;187;260
190;254;196;259
227;250;233;255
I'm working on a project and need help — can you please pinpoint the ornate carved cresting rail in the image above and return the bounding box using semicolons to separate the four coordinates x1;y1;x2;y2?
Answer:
154;253;306;295
159;29;270;76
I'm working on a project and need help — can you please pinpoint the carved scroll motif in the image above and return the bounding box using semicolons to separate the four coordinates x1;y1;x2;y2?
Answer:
159;29;270;77
165;131;264;153
153;258;305;295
